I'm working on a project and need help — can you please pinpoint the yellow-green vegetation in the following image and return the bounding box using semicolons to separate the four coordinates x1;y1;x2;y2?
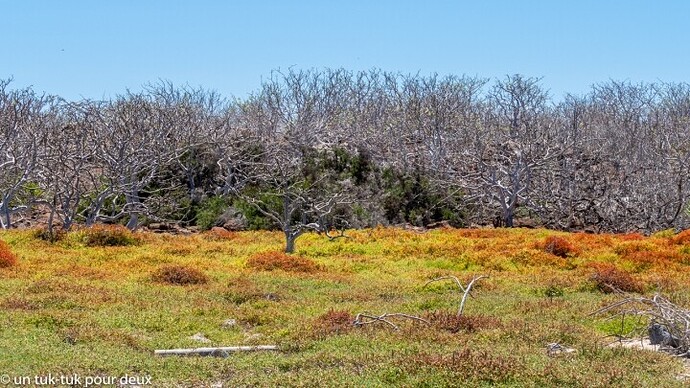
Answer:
1;227;690;386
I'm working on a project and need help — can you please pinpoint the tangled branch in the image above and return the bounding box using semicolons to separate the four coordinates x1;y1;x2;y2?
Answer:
353;312;430;331
591;292;690;356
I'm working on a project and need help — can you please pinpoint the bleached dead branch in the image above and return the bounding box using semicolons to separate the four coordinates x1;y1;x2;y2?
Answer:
353;312;430;331
591;292;690;356
424;275;488;317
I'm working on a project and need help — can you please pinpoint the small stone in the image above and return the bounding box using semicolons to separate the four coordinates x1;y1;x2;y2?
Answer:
221;319;237;328
265;293;280;301
244;333;263;343
189;332;211;343
546;342;577;356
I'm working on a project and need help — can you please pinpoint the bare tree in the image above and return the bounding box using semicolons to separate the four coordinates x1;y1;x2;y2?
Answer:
461;75;558;227
2;70;689;234
34;100;97;233
89;91;182;229
220;69;353;253
0;80;54;229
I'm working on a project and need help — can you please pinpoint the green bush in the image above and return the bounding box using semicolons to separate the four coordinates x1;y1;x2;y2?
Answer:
195;196;231;231
381;168;465;227
234;193;281;230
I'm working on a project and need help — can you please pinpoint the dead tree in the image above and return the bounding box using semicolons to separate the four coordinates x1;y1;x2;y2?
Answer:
222;136;353;253
35;100;100;233
220;69;353;253
468;75;560;227
0;80;54;229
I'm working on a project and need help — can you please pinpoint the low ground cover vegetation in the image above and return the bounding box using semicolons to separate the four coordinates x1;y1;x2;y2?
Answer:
1;227;690;386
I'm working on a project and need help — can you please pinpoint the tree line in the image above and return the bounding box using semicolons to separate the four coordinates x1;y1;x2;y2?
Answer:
1;70;689;250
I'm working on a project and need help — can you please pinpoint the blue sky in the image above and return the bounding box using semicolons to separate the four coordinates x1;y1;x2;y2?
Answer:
2;1;689;101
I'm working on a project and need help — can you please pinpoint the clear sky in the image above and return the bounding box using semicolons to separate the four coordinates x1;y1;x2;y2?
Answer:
2;0;689;102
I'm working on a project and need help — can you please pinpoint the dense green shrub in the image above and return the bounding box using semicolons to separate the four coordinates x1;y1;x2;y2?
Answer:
234;192;282;231
195;196;231;231
381;168;465;227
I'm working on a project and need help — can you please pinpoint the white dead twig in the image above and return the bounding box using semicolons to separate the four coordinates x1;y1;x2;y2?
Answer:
353;312;430;331
351;275;487;331
424;275;488;317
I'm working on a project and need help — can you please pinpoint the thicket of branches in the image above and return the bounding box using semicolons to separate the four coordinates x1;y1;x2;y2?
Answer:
2;69;689;245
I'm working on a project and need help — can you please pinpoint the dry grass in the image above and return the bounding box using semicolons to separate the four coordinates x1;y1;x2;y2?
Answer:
423;311;501;333
311;309;354;336
151;265;209;285
0;239;18;267
75;224;138;247
223;277;278;304
542;235;577;258
246;251;321;273
402;349;523;384
670;229;690;245
589;262;644;293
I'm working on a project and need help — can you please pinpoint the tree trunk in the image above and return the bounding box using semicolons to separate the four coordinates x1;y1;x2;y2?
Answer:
0;201;9;229
126;213;139;230
504;206;514;227
125;182;140;230
285;230;296;254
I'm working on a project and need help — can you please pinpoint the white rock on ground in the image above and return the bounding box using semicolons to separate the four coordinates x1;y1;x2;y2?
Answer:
189;333;211;343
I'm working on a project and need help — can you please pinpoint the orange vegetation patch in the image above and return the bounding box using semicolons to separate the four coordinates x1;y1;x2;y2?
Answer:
624;250;681;269
203;227;237;241
151;265;208;285
312;309;354;336
610;238;686;270
618;232;645;241
569;232;614;251
455;228;504;239
614;240;655;256
670;229;690;245
541;236;577;258
0;240;18;268
246;251;321;273
588;262;644;293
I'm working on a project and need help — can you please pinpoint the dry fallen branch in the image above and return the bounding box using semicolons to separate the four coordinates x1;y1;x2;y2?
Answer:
591;292;690;356
154;345;279;357
352;275;487;331
424;275;488;317
353;312;430;331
